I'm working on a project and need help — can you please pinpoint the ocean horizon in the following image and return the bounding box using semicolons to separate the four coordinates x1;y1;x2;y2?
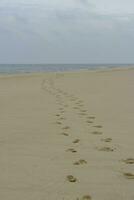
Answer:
0;64;133;74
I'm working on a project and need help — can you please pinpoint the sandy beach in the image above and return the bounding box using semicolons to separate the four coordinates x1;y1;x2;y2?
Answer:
0;68;134;200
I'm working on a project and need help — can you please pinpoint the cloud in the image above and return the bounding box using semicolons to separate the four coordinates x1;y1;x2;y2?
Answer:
0;0;134;63
75;0;92;7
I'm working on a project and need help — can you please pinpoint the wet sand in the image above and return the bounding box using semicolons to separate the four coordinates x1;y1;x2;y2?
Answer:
0;68;134;200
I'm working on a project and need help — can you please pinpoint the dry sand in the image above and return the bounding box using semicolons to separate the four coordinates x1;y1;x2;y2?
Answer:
0;68;134;200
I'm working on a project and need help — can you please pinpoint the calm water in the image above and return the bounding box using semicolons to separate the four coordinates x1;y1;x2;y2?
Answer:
0;64;133;74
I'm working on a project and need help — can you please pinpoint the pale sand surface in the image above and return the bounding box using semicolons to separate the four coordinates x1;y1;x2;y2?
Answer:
0;68;134;200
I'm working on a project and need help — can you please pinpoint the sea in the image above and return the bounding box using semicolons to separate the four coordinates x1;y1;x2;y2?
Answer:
0;64;133;74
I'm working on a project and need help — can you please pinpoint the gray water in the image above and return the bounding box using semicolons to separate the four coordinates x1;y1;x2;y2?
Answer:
0;64;133;74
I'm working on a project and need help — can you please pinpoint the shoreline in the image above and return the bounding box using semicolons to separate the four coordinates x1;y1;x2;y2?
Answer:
0;65;134;78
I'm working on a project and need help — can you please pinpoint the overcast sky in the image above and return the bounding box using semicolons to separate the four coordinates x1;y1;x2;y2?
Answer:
0;0;134;64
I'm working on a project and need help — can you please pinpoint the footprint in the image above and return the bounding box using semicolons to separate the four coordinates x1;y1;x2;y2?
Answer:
77;195;92;200
101;138;112;142
73;139;80;144
59;117;66;120
73;107;79;110
87;120;94;124
70;98;76;102
79;113;87;116
93;125;103;128
80;109;87;112
56;121;62;125
67;175;77;183
62;92;67;95
56;114;61;117
78;104;84;107
87;116;95;120
66;148;77;153
57;89;62;93
62;126;70;130
91;131;103;135
74;159;87;165
78;100;83;103
59;108;64;111
64;104;68;108
61;132;69;136
123;172;134;179
60;110;65;113
98;147;115;152
76;102;82;106
122;158;134;164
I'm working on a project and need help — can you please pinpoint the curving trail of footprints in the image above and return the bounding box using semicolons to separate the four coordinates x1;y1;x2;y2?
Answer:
41;74;134;199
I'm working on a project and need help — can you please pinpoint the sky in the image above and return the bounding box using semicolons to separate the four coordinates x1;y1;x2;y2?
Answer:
0;0;134;64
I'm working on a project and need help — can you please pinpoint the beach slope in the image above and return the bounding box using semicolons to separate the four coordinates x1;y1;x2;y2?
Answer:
0;69;134;200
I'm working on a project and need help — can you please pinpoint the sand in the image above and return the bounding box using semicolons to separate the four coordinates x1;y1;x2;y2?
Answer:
0;68;134;200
